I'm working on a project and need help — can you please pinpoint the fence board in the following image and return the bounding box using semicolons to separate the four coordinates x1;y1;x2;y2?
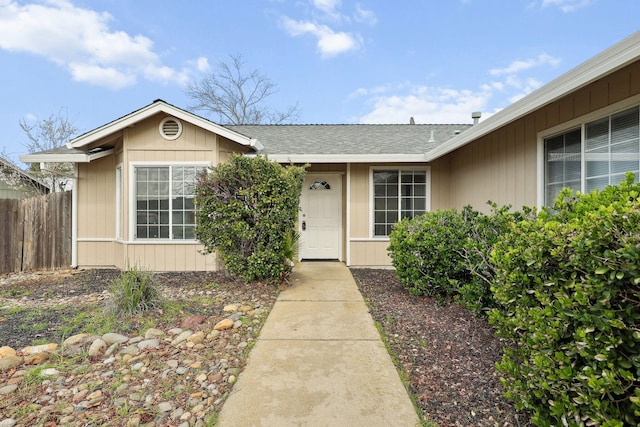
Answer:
0;191;71;273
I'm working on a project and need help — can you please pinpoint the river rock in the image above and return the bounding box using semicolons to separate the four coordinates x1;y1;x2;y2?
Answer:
214;319;234;331
0;355;23;371
0;346;17;358
102;333;129;345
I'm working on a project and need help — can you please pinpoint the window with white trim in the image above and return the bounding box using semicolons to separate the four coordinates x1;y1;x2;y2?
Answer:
544;105;640;205
373;169;427;236
134;165;205;240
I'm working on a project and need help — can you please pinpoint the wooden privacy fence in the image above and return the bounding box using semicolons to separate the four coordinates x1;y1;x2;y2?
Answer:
0;191;72;274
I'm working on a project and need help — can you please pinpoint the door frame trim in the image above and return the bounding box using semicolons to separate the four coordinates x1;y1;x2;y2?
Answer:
299;172;343;261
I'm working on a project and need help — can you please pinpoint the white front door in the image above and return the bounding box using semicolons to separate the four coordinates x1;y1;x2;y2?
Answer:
299;174;342;260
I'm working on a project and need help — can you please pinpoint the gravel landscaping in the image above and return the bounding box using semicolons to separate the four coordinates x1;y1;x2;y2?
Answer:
1;267;532;426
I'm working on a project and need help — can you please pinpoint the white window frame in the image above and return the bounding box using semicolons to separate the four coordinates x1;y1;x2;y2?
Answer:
537;95;640;208
128;161;209;242
369;166;431;239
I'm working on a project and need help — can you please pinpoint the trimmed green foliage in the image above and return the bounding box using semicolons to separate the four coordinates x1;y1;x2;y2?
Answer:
489;174;640;426
459;203;531;314
104;266;162;315
195;155;305;282
388;206;477;297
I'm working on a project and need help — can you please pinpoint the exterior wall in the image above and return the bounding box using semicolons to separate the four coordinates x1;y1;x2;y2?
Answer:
76;113;245;271
442;60;640;213
347;162;429;268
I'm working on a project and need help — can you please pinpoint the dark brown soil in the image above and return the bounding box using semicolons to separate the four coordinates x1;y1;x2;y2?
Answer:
351;268;532;427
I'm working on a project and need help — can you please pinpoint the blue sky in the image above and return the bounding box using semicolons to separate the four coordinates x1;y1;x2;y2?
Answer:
1;0;639;165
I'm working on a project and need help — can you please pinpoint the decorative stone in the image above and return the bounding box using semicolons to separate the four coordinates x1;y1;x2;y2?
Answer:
0;346;17;358
214;319;234;331
223;304;238;312
144;328;165;339
63;333;94;347
21;343;58;354
88;339;107;357
181;315;206;328
41;368;59;376
239;305;252;312
0;355;23;371
233;320;243;329
101;332;129;345
119;346;140;356
171;331;193;346
137;339;160;350
157;401;174;412
187;332;205;345
0;384;18;394
23;352;50;365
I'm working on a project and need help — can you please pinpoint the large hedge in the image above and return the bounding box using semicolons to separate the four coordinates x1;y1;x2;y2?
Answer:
489;175;640;426
195;155;305;282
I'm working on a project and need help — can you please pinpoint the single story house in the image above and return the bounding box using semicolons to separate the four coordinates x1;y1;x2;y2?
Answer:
22;30;640;271
0;156;50;199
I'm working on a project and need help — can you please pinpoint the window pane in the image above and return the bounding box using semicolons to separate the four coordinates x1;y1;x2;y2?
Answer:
184;226;195;240
545;129;582;205
586;176;609;193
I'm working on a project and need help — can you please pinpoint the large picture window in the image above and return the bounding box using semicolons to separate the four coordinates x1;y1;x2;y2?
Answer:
544;106;640;205
373;169;427;236
135;165;205;240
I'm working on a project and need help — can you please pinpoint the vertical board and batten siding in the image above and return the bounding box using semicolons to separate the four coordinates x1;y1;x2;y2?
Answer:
347;162;428;267
75;114;248;271
0;192;71;273
443;61;640;212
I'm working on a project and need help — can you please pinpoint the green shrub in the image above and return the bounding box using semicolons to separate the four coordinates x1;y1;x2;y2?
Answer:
195;155;305;282
104;266;162;315
459;203;532;314
388;206;478;297
489;174;640;426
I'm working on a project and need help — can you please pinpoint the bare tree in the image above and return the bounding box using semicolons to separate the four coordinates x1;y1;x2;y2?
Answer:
186;54;300;125
20;109;79;192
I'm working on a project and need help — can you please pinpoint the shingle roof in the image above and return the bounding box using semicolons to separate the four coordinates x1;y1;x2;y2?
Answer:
225;124;471;156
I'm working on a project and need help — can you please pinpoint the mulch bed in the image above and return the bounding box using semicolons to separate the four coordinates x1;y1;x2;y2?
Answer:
351;268;532;427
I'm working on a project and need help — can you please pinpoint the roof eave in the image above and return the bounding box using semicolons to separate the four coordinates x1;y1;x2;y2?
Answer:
20;148;115;164
426;30;640;162
67;101;258;151
250;153;429;163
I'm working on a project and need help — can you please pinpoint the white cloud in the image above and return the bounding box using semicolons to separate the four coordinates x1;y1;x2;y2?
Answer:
489;53;560;76
195;57;211;73
356;53;560;124
312;0;341;15
357;85;494;124
354;4;377;26
0;0;202;89
281;16;360;58
541;0;593;12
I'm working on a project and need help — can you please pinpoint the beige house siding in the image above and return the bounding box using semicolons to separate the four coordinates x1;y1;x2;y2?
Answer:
346;162;430;268
75;113;244;271
443;61;640;213
77;155;116;240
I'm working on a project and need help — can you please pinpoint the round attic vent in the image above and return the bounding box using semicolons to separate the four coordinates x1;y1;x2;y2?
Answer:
159;117;183;140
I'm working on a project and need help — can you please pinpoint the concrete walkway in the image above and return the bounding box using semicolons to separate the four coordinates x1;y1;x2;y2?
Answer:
217;262;421;427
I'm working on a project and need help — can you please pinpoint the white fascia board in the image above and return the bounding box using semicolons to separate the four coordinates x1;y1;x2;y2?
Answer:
67;101;258;151
255;153;429;163
20;149;114;164
426;30;640;162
